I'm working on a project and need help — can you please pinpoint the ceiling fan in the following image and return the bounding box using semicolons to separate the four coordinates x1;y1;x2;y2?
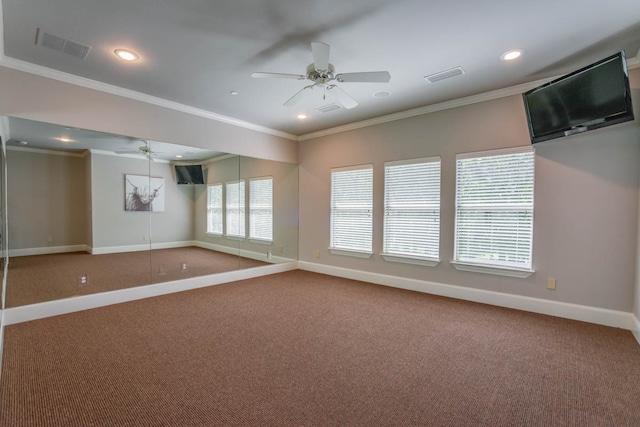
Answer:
251;42;390;109
115;141;162;160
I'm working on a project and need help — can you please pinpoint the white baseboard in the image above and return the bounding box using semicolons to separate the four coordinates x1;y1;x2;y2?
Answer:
298;261;635;331
632;314;640;346
3;261;298;325
90;240;193;255
193;240;293;264
9;244;88;257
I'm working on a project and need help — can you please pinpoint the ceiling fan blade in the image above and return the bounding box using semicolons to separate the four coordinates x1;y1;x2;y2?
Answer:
251;72;306;80
327;85;358;109
311;42;330;71
284;85;315;107
336;71;391;83
114;150;140;154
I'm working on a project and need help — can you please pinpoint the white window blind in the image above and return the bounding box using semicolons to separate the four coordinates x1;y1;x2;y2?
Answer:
455;147;535;270
226;180;245;238
206;184;223;235
249;177;273;241
330;165;373;253
383;157;441;260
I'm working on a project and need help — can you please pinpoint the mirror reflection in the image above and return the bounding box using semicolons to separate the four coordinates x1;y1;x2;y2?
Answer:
4;116;298;307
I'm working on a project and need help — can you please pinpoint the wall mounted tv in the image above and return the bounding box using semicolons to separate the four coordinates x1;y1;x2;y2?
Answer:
175;164;204;185
522;51;634;144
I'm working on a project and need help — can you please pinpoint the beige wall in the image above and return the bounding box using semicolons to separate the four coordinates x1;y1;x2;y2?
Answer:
299;68;640;312
7;148;87;250
0;66;298;164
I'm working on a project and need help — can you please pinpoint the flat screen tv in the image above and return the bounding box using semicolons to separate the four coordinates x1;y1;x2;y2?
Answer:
175;164;204;185
522;51;634;144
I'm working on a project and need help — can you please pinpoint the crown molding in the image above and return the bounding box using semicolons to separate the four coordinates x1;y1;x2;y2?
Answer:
0;56;299;142
6;145;85;157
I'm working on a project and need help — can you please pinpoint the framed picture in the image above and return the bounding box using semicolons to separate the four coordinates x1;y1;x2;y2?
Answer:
125;174;165;212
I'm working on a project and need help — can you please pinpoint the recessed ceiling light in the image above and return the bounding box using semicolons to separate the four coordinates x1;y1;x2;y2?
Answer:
230;91;239;96
176;155;183;158
57;137;72;142
297;114;307;120
114;49;139;61
501;49;523;61
373;90;392;98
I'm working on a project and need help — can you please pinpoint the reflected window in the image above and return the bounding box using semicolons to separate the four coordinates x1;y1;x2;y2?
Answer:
249;177;273;242
226;180;245;238
207;183;223;235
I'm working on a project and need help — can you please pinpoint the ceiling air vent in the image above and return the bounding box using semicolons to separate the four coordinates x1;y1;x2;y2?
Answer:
315;103;342;113
424;66;464;83
35;28;91;60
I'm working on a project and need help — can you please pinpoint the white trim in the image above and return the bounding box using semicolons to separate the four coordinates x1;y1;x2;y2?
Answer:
381;253;440;267
298;261;634;330
450;261;535;278
0;56;298;142
384;156;440;168
329;248;373;259
193;239;291;263
89;240;191;255
6;145;86;157
632;314;640;347
249;238;273;246
456;145;534;161
9;244;88;257
3;262;298;325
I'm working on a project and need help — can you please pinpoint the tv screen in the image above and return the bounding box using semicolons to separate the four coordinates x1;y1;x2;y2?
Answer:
175;164;204;185
523;51;634;144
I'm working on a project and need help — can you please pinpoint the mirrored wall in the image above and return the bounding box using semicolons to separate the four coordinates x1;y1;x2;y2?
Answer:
2;116;298;307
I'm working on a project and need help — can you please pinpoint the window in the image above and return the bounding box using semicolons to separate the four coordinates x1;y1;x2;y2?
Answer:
330;165;373;256
454;147;535;276
249;177;273;241
383;157;441;265
206;183;223;235
226;180;245;238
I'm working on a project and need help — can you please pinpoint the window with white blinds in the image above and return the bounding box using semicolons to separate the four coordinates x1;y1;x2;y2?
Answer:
383;157;441;262
225;180;245;238
330;165;373;254
206;183;223;235
454;147;535;270
249;177;273;241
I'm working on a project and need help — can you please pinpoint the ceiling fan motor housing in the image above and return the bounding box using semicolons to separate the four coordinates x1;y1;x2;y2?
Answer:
307;63;335;84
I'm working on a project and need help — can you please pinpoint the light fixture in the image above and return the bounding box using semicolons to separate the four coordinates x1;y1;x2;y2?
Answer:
176;155;183;159
501;49;523;61
230;91;239;96
373;90;392;98
297;114;307;120
57;137;72;142
114;49;139;61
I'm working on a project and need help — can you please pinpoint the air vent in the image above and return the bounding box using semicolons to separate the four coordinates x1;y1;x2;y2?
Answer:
315;103;342;113
36;28;91;60
424;66;464;83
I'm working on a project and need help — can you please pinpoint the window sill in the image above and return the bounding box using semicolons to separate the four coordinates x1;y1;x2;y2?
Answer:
450;261;534;278
206;232;223;238
225;235;246;241
381;253;440;267
329;248;373;259
249;238;273;246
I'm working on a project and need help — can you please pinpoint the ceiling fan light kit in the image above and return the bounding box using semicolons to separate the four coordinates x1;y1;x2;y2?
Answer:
252;42;391;111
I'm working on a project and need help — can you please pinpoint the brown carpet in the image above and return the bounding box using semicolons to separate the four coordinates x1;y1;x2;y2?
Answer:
6;247;268;307
1;270;639;426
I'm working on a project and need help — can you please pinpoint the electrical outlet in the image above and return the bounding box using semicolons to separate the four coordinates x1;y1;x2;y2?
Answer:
47;236;53;243
547;278;556;290
158;265;166;276
79;274;88;286
278;245;284;253
143;235;148;241
180;262;188;271
315;250;320;258
267;251;272;259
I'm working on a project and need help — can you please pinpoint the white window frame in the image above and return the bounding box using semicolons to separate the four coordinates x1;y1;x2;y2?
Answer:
452;146;535;278
249;176;273;243
382;157;441;267
206;183;223;236
225;179;246;239
329;164;373;258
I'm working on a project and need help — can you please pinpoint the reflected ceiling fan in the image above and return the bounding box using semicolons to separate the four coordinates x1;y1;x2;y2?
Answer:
251;42;390;109
115;141;162;160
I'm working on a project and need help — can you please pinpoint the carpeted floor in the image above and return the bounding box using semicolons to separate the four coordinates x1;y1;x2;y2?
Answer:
1;270;639;426
5;247;268;307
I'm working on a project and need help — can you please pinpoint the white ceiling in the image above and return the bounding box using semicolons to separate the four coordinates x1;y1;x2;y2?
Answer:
2;0;640;139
